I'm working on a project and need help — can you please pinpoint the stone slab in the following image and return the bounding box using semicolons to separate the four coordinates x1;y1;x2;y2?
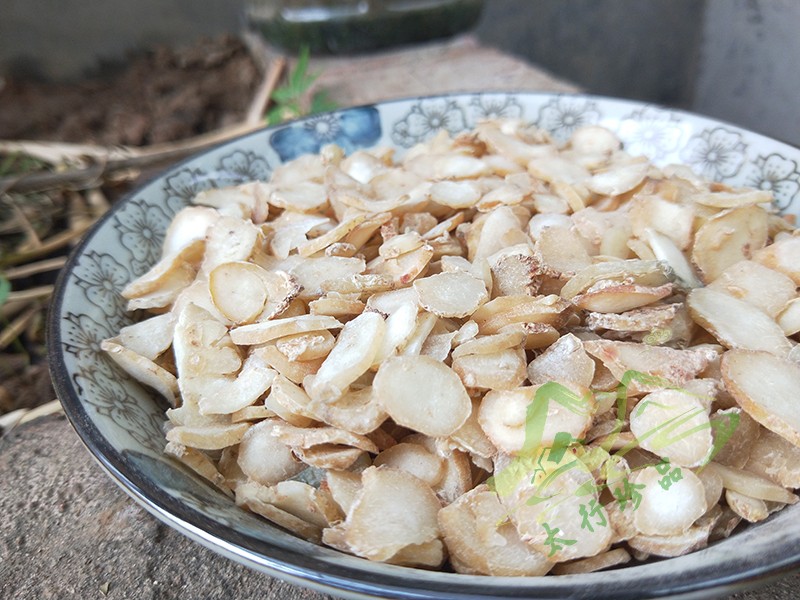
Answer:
0;415;331;600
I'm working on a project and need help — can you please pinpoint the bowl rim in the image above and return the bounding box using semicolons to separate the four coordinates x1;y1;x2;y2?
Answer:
48;91;800;599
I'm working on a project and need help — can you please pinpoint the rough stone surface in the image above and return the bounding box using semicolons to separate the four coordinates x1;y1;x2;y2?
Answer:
0;415;331;600
311;35;578;106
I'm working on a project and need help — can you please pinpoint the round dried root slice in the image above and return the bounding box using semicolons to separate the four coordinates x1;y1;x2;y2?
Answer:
707;260;796;319
201;213;264;272
386;539;446;568
365;286;419;315
374;355;471;437
404;433;474;505
208;262;270;324
704;462;799;504
294;445;366;471
165;422;250;451
721;349;800;445
452;347;527;391
342;466;442;563
237;419;304;486
270;422;379;454
308;386;388;435
503;459;612;562
372;301;419;365
559;259;670;300
236;481;325;543
451;330;525;360
438;485;552;576
305;311;385;403
117;313;176;361
374;443;445;488
101;339;178;406
478;384;594;454
290;256;366;300
230;314;343;346
264;374;317;426
777;298;800;336
630;466;707;536
691;205;768;283
535;225;592;275
413;271;489;318
472;294;571;335
165;441;230;495
583;340;719;392
527;333;595;388
629;389;713;467
450;399;498;459
696;464;724;509
196;349;278;415
710;408;760;469
275;330;336;362
489;251;541;297
569;125;621;155
573;282;673;314
754;235;800;284
551;548;632;575
161;205;219;255
323;470;362;515
260;480;344;528
587;159;649;196
626;525;711;558
122;239;205;305
744;429;800;488
269;181;329;213
725;489;769;523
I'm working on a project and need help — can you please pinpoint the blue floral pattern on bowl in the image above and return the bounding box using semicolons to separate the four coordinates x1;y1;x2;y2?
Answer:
49;93;800;600
271;107;381;160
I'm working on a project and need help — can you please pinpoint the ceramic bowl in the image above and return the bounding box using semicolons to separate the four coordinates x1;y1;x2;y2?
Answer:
49;93;800;599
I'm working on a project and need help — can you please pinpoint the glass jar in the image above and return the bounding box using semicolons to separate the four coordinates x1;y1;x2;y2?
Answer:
245;0;485;54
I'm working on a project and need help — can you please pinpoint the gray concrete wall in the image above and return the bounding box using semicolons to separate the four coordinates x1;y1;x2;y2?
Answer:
475;0;706;107
693;0;800;145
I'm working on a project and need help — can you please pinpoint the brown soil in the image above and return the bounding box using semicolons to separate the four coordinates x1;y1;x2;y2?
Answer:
0;35;259;146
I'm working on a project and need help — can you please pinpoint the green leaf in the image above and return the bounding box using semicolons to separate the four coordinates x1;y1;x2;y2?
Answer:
290;46;311;89
265;45;337;125
270;86;297;104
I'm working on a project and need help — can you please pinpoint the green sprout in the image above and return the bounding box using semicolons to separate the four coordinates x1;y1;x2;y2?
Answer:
267;46;338;125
